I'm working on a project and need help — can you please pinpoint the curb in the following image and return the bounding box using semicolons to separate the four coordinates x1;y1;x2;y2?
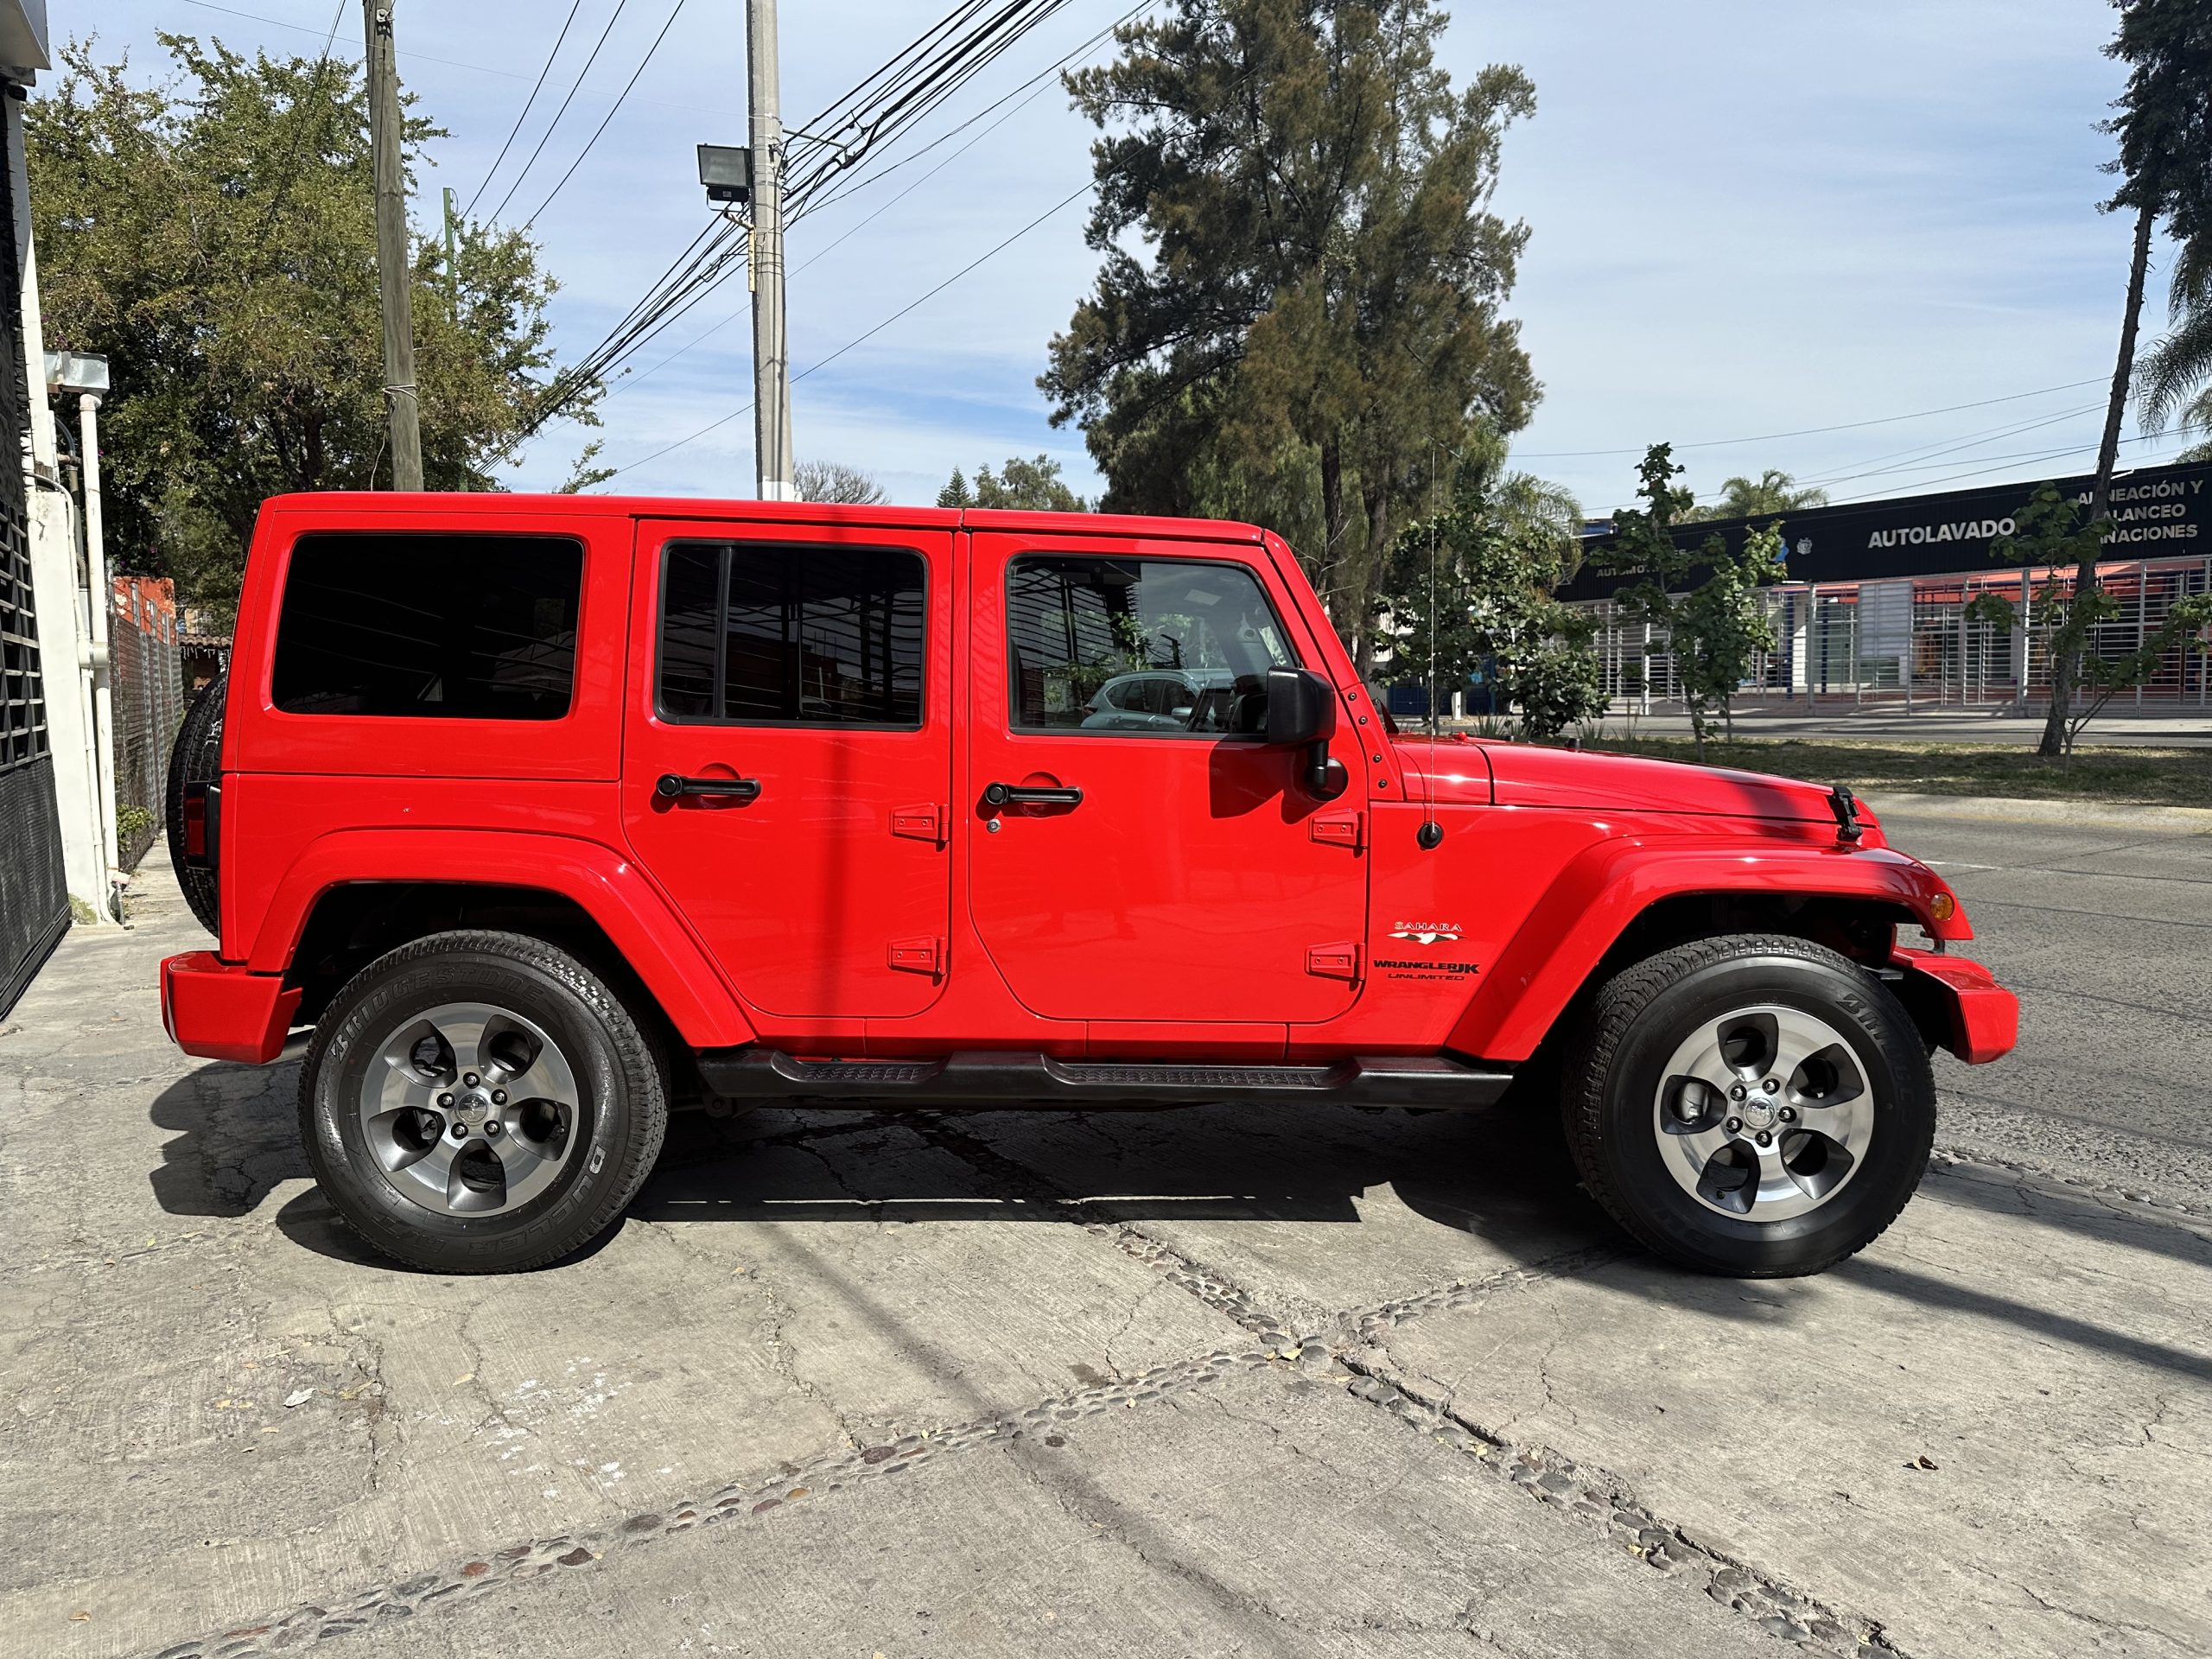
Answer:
1865;791;2212;832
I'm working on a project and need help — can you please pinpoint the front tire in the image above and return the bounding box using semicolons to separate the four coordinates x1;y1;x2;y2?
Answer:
300;931;668;1273
1563;933;1934;1277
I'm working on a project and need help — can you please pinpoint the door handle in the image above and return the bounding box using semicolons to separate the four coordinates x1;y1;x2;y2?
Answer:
656;772;762;802
982;781;1083;810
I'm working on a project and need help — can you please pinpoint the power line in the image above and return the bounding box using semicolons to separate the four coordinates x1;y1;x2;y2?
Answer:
1790;403;2105;493
610;3;1137;404
486;0;633;224
796;0;1150;226
178;0;525;79
1516;378;2111;460
1827;425;2208;505
605;176;1094;480
524;0;691;227
464;0;586;218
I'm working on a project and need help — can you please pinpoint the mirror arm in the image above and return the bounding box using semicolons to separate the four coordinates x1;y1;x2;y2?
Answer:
1304;741;1348;801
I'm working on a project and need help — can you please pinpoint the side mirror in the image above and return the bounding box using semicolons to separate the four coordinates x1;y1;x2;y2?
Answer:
1265;667;1337;747
1265;667;1349;801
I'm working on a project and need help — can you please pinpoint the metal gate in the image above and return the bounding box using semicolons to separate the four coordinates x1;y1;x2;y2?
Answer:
0;114;68;1017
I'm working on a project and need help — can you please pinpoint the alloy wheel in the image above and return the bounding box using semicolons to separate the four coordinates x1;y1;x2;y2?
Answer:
1651;1003;1873;1223
356;1001;581;1217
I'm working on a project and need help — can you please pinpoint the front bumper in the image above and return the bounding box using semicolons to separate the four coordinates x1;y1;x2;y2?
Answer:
161;951;302;1065
1891;945;2018;1065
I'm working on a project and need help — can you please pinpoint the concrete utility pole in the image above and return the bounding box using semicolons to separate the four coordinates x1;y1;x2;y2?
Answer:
746;0;795;500
364;0;423;491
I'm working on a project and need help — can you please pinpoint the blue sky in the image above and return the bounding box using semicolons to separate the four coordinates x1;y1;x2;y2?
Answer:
61;2;2170;518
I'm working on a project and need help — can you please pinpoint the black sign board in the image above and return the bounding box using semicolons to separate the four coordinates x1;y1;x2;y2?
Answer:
1560;457;2212;601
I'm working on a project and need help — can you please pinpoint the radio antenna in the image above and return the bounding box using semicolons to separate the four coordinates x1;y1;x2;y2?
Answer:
1419;442;1443;850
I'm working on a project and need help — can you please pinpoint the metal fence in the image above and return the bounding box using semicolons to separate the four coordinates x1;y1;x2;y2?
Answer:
108;582;184;870
1579;553;2212;714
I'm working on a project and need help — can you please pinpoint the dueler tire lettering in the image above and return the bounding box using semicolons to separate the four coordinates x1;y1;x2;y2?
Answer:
1561;932;1936;1278
299;930;669;1273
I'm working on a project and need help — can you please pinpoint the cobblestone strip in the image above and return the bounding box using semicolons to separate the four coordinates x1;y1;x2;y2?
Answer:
1929;1143;2212;1229
1331;1351;1910;1658
137;1348;1273;1658
137;1248;1616;1658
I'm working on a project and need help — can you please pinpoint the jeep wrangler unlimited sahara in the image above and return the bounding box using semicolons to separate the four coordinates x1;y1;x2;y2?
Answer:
160;493;2017;1277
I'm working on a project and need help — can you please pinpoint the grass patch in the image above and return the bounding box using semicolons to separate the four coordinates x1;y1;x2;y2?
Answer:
1588;735;2212;809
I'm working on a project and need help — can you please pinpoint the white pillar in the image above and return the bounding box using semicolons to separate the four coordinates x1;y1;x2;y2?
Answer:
80;392;118;901
9;93;110;919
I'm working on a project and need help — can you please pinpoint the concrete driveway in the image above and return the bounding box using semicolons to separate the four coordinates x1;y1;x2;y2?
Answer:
3;807;2207;1659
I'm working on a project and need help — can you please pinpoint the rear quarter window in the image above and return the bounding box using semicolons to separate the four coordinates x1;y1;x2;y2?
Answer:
270;532;584;720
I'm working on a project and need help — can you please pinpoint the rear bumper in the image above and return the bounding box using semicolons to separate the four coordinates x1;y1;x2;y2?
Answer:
1891;945;2018;1065
160;951;302;1065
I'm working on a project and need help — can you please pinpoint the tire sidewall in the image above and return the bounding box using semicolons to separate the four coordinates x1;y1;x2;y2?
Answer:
1593;951;1932;1274
305;945;639;1270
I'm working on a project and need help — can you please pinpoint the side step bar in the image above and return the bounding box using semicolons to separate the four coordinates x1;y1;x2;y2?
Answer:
694;1049;1515;1109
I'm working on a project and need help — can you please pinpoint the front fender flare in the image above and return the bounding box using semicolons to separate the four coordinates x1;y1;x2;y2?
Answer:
1446;833;1968;1062
248;828;756;1049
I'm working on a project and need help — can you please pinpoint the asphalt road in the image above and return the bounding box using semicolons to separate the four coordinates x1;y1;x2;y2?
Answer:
1876;798;2212;1200
3;817;2208;1659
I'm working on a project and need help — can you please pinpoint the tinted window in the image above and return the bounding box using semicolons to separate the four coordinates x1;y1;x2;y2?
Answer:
1007;556;1294;735
270;533;582;720
658;541;925;728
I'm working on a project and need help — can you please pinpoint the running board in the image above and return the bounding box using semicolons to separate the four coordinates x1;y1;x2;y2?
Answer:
693;1049;1515;1109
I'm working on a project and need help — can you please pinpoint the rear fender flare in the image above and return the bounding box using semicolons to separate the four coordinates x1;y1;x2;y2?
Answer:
247;829;755;1048
1446;834;1968;1061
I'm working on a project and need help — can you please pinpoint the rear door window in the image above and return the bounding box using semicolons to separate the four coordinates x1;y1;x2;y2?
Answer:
270;532;583;720
656;540;926;728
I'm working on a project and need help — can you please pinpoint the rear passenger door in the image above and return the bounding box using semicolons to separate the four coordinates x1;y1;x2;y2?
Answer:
620;519;954;1022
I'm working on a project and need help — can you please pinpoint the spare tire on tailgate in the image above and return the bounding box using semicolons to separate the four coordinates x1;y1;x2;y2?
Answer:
165;671;226;937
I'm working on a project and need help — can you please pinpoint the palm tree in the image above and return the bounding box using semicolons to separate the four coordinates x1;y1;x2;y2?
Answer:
2042;0;2212;758
1686;470;1829;523
2134;238;2212;459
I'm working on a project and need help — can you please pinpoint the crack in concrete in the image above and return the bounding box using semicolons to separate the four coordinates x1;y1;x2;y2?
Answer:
1330;1348;1911;1659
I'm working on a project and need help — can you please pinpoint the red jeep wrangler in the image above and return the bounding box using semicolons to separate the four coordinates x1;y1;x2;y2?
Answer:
159;494;2017;1277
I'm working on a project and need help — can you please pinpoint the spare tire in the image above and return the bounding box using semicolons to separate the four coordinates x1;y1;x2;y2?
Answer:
165;671;226;937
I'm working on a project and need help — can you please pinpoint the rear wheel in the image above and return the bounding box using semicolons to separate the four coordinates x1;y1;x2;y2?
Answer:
300;931;668;1272
164;671;226;936
1563;933;1934;1277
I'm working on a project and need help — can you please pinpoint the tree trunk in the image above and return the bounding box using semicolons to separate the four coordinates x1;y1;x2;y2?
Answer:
2042;200;2155;758
1316;433;1348;632
1351;483;1394;683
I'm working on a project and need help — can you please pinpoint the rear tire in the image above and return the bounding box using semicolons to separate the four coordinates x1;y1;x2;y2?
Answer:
300;931;668;1273
164;672;226;936
1562;933;1934;1277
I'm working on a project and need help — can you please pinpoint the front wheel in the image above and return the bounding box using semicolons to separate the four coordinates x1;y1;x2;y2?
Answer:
300;931;668;1273
1563;933;1935;1277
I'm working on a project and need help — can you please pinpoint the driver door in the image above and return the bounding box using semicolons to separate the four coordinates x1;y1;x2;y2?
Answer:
964;531;1369;1027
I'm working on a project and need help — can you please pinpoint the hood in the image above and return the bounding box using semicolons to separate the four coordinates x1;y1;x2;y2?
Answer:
1402;736;1867;826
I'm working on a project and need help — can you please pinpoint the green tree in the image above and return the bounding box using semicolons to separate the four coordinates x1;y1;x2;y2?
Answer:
937;454;1086;512
1976;482;2212;759
1041;0;1537;672
2136;235;2212;460
794;460;887;504
28;35;601;611
1376;436;1598;738
1614;444;1777;758
2040;0;2212;755
1684;468;1828;522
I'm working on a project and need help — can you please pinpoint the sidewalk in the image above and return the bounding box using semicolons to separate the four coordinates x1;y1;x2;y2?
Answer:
2;855;2206;1657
